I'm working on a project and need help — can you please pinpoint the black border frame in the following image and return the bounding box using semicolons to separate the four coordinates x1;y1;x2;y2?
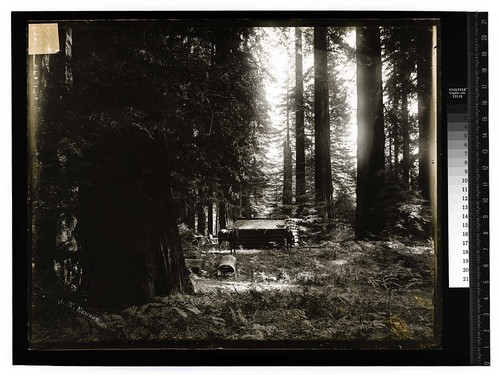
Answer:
13;10;473;365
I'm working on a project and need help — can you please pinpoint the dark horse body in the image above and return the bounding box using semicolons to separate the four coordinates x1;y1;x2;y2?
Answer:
218;229;238;254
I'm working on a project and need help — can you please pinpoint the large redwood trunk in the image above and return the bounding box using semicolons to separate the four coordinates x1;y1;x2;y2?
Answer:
295;27;306;207
207;200;214;235
77;186;193;309
417;26;433;202
400;30;411;186
197;189;206;235
355;26;386;239
75;129;194;310
314;27;334;220
401;89;410;185
218;201;227;229
283;136;293;207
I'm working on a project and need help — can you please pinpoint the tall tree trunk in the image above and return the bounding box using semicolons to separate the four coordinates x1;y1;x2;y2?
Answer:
75;122;194;309
214;26;233;227
207;201;213;235
283;137;293;206
400;28;411;185
215;204;219;233
64;26;73;92
31;41;66;276
196;189;206;234
187;198;195;230
401;89;410;185
283;86;293;207
393;89;401;173
33;23;196;311
214;28;231;65
218;201;227;229
76;125;196;308
417;26;433;202
314;27;334;220
355;26;386;239
160;182;195;297
28;54;55;276
77;180;193;309
295;27;306;207
388;121;393;170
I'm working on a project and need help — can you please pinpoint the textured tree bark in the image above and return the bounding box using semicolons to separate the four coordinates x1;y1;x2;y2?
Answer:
355;26;386;239
197;189;206;235
160;182;195;296
393;89;401;173
207;201;214;235
314;27;334;220
283;137;293;206
283;102;293;207
388;120;393;170
283;68;293;208
295;27;306;207
399;29;411;186
417;26;433;203
402;89;410;185
214;28;231;65
77;190;192;309
218;201;227;230
31;35;66;276
76;142;194;309
28;54;54;275
215;26;232;229
187;198;196;230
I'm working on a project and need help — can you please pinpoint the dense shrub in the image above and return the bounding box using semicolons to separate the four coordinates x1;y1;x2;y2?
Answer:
376;171;432;239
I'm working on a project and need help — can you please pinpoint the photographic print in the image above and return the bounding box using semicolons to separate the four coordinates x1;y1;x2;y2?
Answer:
26;17;440;350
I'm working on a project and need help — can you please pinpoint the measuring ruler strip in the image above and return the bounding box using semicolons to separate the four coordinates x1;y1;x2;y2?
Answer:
468;11;490;366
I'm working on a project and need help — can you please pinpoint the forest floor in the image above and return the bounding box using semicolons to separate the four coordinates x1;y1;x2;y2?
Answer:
31;237;438;348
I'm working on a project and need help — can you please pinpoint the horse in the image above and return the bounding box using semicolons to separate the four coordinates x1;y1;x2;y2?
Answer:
284;228;294;251
218;229;238;254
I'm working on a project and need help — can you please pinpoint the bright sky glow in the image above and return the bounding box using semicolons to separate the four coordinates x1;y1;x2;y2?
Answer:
261;27;358;166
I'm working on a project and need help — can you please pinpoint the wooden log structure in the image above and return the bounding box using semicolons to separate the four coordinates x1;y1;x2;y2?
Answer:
231;218;299;249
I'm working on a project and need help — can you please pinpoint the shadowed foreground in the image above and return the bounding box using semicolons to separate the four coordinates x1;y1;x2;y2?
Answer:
31;238;436;347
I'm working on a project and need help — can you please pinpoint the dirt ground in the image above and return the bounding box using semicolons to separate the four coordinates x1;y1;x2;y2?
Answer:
31;238;438;348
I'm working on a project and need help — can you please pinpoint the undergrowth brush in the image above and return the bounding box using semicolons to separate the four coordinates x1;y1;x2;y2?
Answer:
31;239;436;347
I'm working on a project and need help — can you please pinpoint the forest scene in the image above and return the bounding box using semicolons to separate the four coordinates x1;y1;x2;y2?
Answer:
28;20;438;348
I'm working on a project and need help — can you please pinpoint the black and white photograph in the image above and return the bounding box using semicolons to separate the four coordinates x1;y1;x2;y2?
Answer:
26;17;440;350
